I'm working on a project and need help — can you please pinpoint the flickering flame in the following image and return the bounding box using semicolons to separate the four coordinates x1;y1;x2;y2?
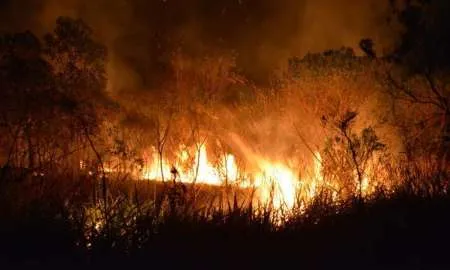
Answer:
86;138;381;212
360;175;370;195
142;144;236;185
194;144;222;184
139;143;327;210
225;154;238;182
254;161;297;209
307;153;323;200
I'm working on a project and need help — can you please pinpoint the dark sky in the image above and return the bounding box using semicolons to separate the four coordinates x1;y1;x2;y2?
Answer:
0;0;393;88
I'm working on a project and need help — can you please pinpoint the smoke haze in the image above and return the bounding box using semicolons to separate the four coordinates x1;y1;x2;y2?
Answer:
0;0;393;88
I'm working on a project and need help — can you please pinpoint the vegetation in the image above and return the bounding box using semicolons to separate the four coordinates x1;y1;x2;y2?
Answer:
1;1;450;268
1;171;449;269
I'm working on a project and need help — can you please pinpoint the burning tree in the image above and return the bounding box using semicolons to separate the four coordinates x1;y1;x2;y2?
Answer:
322;111;386;200
284;47;393;200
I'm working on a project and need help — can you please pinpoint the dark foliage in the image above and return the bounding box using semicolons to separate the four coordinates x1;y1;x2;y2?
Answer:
0;175;449;269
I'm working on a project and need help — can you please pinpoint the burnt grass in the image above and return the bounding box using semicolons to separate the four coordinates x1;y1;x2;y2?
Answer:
0;174;450;269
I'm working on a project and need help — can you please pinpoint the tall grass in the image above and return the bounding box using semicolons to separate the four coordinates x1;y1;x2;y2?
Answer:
0;163;449;268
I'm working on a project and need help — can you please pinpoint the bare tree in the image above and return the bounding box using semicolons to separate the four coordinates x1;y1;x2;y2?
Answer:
360;0;450;177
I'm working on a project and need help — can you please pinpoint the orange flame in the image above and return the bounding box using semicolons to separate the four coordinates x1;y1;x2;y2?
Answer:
142;144;237;186
89;135;382;212
140;142;328;210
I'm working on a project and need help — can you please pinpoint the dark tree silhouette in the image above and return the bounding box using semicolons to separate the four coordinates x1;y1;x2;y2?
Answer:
44;17;109;136
361;0;450;174
0;31;57;170
0;17;112;182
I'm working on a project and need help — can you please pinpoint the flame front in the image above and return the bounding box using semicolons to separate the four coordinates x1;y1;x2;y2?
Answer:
139;143;323;211
142;144;234;185
92;141;378;212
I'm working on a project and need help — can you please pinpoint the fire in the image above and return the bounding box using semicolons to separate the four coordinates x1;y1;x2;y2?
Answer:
80;139;383;212
254;161;297;209
142;144;236;185
140;142;328;210
225;154;238;182
194;144;223;184
306;152;323;200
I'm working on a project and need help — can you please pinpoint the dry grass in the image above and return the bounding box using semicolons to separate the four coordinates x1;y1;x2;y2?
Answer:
0;164;449;269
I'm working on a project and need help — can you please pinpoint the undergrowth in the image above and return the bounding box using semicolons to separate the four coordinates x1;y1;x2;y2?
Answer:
0;168;449;269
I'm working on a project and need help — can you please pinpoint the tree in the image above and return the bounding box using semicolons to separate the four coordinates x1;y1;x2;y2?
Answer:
362;0;450;174
0;31;60;171
44;16;109;132
322;111;385;200
0;17;114;210
44;17;112;177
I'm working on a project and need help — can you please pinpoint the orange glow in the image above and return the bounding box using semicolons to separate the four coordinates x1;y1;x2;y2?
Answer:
84;140;383;212
142;144;236;185
139;143;332;211
254;161;297;209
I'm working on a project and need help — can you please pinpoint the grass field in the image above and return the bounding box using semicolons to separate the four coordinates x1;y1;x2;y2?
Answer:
0;168;449;269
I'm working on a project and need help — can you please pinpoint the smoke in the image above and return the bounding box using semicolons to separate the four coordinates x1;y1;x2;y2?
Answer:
296;0;392;55
0;0;393;88
0;0;403;176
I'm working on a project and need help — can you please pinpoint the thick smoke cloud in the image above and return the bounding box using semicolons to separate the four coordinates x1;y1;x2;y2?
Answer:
0;0;392;89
